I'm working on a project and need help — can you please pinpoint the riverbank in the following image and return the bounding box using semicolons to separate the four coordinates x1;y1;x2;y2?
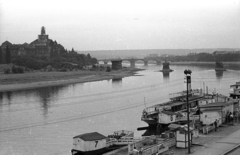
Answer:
169;61;240;65
0;67;143;93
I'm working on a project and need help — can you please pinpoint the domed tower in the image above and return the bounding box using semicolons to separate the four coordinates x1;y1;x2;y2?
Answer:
38;26;48;42
41;26;46;35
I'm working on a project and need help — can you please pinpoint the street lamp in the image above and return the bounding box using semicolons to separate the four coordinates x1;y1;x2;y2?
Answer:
184;69;192;154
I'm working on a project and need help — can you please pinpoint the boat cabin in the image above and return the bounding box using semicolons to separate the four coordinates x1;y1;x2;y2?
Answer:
158;111;183;124
199;101;234;125
230;82;240;99
71;132;107;155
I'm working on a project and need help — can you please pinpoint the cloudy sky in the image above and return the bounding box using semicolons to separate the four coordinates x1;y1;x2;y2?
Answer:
0;0;239;51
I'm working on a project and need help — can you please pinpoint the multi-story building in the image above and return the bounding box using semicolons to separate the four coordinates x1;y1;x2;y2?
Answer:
0;26;66;64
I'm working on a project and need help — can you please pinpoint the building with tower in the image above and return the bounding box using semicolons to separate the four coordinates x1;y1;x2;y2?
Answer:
0;26;66;64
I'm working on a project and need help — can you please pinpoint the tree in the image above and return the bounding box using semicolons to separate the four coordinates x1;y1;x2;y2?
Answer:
0;48;2;64
6;45;11;64
12;65;17;73
106;66;111;72
87;53;91;59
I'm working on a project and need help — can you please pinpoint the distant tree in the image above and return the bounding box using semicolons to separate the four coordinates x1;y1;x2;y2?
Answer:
12;65;17;73
4;68;10;74
0;48;2;64
87;53;91;59
16;67;24;73
6;45;11;64
106;66;111;72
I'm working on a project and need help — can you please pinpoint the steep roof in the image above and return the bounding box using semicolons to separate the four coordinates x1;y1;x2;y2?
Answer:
1;41;12;46
73;132;106;141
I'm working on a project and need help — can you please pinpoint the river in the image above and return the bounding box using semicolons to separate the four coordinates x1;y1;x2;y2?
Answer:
0;63;240;155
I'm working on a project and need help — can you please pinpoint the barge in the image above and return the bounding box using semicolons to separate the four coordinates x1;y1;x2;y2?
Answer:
71;130;139;155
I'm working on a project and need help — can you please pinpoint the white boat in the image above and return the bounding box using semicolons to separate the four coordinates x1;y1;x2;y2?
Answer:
71;130;139;155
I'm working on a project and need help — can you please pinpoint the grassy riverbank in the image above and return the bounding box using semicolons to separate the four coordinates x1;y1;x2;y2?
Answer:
0;66;143;92
169;61;240;65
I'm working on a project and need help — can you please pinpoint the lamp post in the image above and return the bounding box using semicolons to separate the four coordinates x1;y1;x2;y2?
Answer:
184;69;192;154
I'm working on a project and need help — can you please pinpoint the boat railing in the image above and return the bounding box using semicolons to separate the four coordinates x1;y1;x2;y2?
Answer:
106;137;142;147
142;106;164;116
112;130;134;137
169;89;202;101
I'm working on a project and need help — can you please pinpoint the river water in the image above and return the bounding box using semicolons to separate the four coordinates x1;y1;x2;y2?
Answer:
0;63;239;155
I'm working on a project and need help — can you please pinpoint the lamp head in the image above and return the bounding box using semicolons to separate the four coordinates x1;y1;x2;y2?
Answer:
184;69;192;75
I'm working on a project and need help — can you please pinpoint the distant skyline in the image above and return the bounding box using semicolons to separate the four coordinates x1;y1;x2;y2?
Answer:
0;0;240;51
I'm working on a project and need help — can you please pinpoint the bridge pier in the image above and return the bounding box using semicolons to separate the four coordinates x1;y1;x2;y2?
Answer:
144;61;148;66
111;60;122;70
157;61;161;65
104;61;109;65
130;61;135;67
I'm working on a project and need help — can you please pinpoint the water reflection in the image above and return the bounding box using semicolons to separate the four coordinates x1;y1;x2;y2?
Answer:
6;91;12;105
112;78;122;88
35;86;65;118
162;72;170;81
215;71;223;81
0;92;3;105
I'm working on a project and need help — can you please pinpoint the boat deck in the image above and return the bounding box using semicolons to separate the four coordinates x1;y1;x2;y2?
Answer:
103;137;175;155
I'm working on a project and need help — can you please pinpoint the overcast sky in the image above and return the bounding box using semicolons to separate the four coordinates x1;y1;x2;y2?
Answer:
0;0;239;51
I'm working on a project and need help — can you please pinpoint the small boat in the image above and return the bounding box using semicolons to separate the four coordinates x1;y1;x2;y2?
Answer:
215;61;226;71
71;130;137;155
71;132;107;155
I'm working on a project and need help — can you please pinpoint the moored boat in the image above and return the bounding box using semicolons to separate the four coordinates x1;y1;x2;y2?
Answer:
71;132;107;155
140;89;205;128
71;130;138;155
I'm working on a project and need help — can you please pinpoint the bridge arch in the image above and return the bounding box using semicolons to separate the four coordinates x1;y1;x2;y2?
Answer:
122;59;145;67
143;59;161;65
97;60;111;65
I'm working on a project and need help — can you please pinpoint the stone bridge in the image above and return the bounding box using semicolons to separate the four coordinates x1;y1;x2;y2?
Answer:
97;58;162;67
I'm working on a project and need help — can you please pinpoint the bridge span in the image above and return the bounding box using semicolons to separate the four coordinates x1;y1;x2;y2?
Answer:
97;58;162;67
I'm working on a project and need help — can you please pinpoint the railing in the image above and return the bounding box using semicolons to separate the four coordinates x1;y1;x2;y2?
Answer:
128;137;175;155
169;89;202;100
106;137;142;147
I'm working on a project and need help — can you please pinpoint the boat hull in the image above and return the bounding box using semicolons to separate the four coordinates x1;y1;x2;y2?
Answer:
71;148;107;155
141;118;158;126
230;93;240;99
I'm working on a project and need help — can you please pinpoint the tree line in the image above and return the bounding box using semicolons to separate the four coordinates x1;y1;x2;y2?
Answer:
5;48;97;70
163;52;240;62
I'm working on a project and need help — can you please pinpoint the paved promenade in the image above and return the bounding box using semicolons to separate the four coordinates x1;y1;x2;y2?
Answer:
192;126;240;155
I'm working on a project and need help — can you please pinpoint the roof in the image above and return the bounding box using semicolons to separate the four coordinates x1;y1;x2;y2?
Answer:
199;102;233;108
168;124;182;130
230;82;240;87
161;111;182;116
1;41;12;46
73;132;106;141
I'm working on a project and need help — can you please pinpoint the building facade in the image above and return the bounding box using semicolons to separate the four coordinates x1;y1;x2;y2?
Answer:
0;26;66;64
